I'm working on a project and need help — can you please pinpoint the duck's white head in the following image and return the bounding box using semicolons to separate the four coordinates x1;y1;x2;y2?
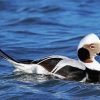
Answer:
78;33;100;63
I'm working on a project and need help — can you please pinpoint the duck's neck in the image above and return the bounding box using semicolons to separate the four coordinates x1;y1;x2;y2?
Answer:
82;58;100;71
84;59;93;63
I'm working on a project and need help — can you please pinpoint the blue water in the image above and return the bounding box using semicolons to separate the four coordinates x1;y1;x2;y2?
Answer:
0;0;100;100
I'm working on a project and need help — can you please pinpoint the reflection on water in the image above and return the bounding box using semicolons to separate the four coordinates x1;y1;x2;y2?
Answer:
0;0;100;100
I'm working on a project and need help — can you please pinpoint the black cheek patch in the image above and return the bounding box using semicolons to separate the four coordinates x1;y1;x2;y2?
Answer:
78;48;90;62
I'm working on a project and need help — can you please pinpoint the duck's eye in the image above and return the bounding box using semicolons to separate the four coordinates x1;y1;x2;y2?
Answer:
90;44;95;49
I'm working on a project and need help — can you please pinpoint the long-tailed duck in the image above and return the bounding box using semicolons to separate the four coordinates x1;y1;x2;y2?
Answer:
78;34;100;82
0;33;100;82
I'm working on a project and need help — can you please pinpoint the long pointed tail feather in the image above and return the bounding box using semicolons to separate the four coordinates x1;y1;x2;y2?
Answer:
0;49;18;65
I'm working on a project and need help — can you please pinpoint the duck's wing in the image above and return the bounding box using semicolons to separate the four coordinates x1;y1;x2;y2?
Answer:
34;55;86;72
18;55;69;63
52;59;86;81
52;58;86;73
18;55;69;71
37;55;86;81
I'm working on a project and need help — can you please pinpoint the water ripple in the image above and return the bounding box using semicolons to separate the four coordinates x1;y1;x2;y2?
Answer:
40;5;66;13
0;0;100;100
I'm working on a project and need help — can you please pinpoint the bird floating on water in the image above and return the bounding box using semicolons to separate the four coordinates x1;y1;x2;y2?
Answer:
0;33;100;82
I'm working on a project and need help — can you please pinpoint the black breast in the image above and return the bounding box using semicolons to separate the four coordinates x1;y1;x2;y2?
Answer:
56;65;86;81
86;68;100;83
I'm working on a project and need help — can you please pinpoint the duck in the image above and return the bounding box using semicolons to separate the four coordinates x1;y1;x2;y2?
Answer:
78;34;100;83
0;33;100;82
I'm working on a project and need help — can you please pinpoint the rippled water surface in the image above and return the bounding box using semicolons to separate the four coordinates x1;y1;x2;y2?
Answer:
0;0;100;100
